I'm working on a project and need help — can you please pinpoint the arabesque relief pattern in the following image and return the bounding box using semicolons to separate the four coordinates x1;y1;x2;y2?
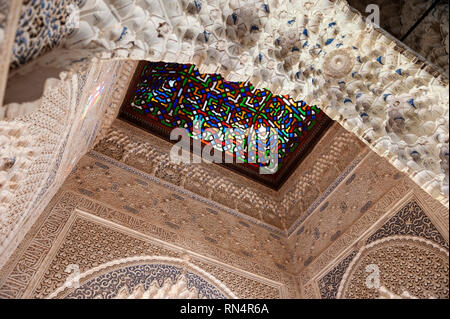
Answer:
318;250;357;299
302;197;449;299
4;0;448;207
347;0;449;76
94;119;366;230
366;200;448;249
62;154;292;272
63;263;229;299
338;236;449;299
0;189;293;299
48;256;240;299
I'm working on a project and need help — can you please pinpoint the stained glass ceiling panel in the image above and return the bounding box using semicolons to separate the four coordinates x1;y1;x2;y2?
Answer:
119;61;332;189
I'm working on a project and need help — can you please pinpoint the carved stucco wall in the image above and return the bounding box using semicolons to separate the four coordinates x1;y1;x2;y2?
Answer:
0;172;297;299
51;257;238;299
0;60;136;271
1;109;448;298
403;1;449;76
4;0;448;208
337;235;448;299
298;181;449;299
0;0;448;299
0;0;447;277
93;119;366;231
63;152;293;273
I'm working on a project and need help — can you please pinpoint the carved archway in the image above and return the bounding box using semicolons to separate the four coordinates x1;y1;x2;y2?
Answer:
48;256;238;299
337;236;449;299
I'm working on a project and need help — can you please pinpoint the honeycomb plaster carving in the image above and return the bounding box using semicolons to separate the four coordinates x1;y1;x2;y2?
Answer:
0;0;448;295
113;277;203;299
36;0;445;207
4;0;448;207
0;0;22;108
0;76;75;265
341;1;450;78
